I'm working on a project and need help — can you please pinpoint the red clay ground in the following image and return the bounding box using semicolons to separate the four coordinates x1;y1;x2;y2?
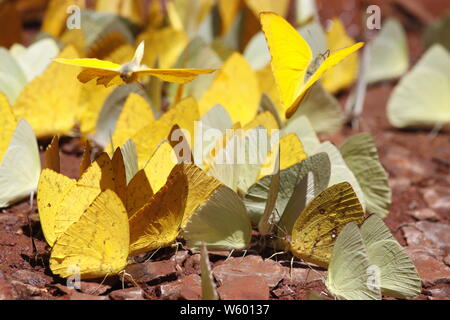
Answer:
0;0;449;300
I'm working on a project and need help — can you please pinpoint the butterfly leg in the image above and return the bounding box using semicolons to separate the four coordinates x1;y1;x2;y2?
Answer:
267;251;284;261
225;249;235;261
26;191;40;265
429;123;443;140
144;247;161;263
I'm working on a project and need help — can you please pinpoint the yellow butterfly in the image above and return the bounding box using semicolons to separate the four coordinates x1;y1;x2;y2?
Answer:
290;182;365;267
54;41;218;87
38;147;127;247
39;143;189;278
260;12;364;118
50;166;189;279
279;182;365;268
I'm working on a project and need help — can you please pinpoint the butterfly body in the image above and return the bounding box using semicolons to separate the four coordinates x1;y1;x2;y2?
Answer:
118;62;139;82
306;50;330;81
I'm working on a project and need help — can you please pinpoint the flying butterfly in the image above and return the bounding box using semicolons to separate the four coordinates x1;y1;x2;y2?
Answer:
54;41;217;87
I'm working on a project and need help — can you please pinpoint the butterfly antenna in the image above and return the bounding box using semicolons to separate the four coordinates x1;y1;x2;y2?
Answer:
225;249;235;261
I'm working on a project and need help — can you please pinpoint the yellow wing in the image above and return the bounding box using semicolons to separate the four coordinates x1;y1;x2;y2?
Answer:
260;12;364;119
133;97;199;169
44;136;60;173
37;169;77;247
178;164;223;228
53;57;122;86
258;133;307;179
77;79;115;135
321;18;360;94
0;93;17;162
126;169;153;217
52;151;126;240
50;190;129;279
110;93;154;152
260;12;313;116
134;68;217;84
199;53;260;126
143;141;177;193
256;66;285;122
290;182;365;268
286;41;364;118
13;46;82;138
128;166;188;256
243;111;279;132
138;27;188;69
53;58;122;71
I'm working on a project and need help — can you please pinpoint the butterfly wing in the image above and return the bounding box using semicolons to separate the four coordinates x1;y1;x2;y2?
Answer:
366;18;409;84
54;57;122;86
13;46;83;138
110;93;154;152
260;12;313;115
0;93;17;161
53;57;121;71
0;120;41;208
290;182;365;268
360;215;421;298
134;68;217;84
128;165;188;256
52;152;126;240
143;141;177;193
50;190;129;279
121;139;139;184
199;53;260;126
340;133;391;217
387;44;450;128
325;222;381;300
286;41;364;118
38;169;77;247
321;18;360;94
183;185;252;250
